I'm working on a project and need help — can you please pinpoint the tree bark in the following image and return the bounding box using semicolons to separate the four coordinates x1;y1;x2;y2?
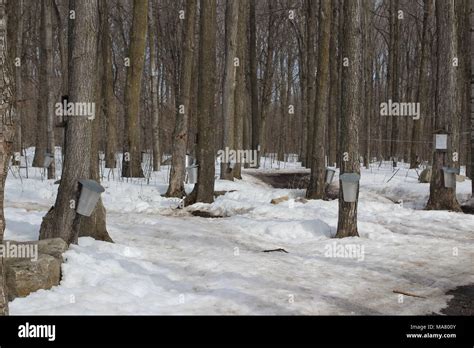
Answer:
185;0;217;205
122;0;147;178
102;0;118;169
249;0;259;167
305;0;317;169
0;0;14;316
166;0;196;198
328;0;340;167
307;0;331;200
426;0;461;211
233;0;247;179
39;0;99;244
336;0;362;238
149;0;160;172
258;1;275;162
410;0;431;169
78;0;113;243
220;0;239;180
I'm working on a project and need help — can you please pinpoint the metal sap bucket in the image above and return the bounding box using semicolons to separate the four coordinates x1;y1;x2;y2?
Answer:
340;173;361;203
325;167;336;185
43;153;55;168
186;165;199;184
76;179;105;217
442;167;459;189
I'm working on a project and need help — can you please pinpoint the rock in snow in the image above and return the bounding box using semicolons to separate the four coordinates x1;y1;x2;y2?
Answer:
4;238;67;301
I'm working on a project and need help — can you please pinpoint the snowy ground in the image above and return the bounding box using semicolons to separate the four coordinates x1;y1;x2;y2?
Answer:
4;149;474;314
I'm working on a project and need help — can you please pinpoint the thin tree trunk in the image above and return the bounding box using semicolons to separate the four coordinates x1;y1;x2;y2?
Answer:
328;0;339;167
305;0;317;168
389;0;400;160
233;0;247;179
149;0;160;172
249;0;259;167
220;0;239;180
13;0;23;156
307;0;331;200
102;0;117;169
44;0;55;179
259;1;275;162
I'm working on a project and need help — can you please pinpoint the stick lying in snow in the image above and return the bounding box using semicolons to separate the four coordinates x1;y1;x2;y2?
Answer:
270;195;289;204
262;248;289;253
393;290;427;299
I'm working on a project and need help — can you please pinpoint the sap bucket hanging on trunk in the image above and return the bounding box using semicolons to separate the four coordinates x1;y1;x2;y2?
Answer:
340;173;360;203
186;165;199;184
43;153;55;168
325;168;336;185
442;167;459;189
76;179;105;217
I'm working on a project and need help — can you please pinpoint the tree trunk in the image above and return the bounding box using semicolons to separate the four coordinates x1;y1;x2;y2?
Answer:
469;0;474;191
12;0;22;156
78;0;113;243
0;0;15;316
389;0;400;160
166;0;196;198
102;0;117;169
220;0;239;180
307;0;331;200
336;0;362;238
426;0;461;211
258;1;275;162
185;0;217;205
410;0;431;169
43;0;55;179
122;0;147;178
328;0;339;167
33;0;55;172
249;0;259;167
233;0;247;179
149;0;160;172
305;0;317;168
39;0;99;244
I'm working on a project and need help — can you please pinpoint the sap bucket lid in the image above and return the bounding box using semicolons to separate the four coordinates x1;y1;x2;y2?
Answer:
442;167;460;175
340;173;360;183
79;179;105;193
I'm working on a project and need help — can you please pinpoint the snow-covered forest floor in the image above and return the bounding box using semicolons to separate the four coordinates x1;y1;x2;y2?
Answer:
5;149;474;314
